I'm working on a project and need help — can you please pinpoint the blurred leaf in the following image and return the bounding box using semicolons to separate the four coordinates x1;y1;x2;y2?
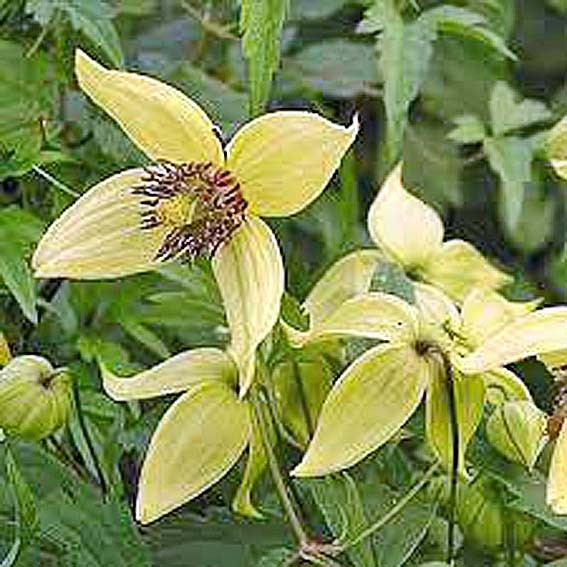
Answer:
25;0;124;67
0;40;56;179
489;81;551;136
285;40;379;98
240;0;288;116
291;0;348;20
370;260;415;304
484;135;535;232
448;114;487;144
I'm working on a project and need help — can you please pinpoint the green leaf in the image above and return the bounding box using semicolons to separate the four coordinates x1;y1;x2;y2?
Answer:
0;40;56;179
484;135;535;232
422;5;516;60
489;81;551;136
448;114;487;144
308;474;376;567
5;449;38;558
285;40;379;98
0;207;44;323
240;0;288;116
378;2;436;161
25;0;124;67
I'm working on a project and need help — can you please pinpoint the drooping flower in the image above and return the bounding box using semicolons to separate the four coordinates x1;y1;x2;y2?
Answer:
288;279;565;478
367;164;511;303
32;50;358;395
101;347;253;524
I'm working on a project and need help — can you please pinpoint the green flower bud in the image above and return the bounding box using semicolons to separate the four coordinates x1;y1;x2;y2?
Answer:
486;401;548;470
0;355;72;440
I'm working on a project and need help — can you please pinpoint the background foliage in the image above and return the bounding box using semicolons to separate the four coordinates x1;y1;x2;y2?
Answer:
1;0;567;565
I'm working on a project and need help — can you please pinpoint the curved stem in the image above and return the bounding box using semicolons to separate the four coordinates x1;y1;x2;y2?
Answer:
338;462;440;551
251;390;308;545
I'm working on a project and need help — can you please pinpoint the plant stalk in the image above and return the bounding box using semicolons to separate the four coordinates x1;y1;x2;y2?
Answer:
252;390;308;545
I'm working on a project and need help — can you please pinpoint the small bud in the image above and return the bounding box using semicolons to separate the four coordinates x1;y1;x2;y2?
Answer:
0;355;72;441
486;401;548;470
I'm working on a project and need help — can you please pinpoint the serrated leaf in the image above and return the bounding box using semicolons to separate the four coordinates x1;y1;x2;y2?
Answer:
448;114;486;144
240;0;288;116
26;0;124;67
489;81;551;136
484;135;535;232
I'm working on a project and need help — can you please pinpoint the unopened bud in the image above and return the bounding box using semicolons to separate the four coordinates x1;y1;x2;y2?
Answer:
0;355;72;440
486;401;548;470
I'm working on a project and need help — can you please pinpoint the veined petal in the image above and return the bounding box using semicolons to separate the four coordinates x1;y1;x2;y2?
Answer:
288;292;419;348
75;49;223;165
368;164;443;269
226;112;358;217
136;381;250;524
303;249;383;328
460;307;567;374
414;283;460;330
461;289;540;349
483;367;533;405
291;344;430;477
212;217;284;396
422;240;511;304
102;348;236;401
426;369;485;475
33;169;165;279
548;420;567;514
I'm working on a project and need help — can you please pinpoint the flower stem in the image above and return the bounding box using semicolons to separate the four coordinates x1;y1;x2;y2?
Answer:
252;390;308;544
32;166;80;198
338;462;439;551
439;351;459;566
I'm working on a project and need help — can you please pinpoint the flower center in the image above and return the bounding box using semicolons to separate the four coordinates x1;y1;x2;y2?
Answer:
133;161;248;261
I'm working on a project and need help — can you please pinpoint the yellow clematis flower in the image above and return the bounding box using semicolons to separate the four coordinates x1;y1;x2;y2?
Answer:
367;164;511;303
31;50;358;395
288;280;564;478
102;347;254;524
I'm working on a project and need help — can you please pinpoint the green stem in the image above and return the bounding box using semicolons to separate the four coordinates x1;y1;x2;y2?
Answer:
252;390;308;545
291;360;314;438
71;381;108;496
339;462;440;550
32;166;80;198
440;351;459;566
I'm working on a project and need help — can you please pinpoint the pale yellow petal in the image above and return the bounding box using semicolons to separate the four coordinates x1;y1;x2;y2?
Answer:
538;349;567;377
0;333;11;367
426;369;485;475
226;112;358;216
414;283;460;330
546;116;567;181
303;249;383;328
483;367;533;405
291;344;429;477
548;420;567;514
368;164;443;269
460;307;567;374
422;240;512;304
75;49;223;165
102;348;236;401
136;381;250;524
32;169;165;279
212;217;284;396
461;289;540;348
287;292;419;348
